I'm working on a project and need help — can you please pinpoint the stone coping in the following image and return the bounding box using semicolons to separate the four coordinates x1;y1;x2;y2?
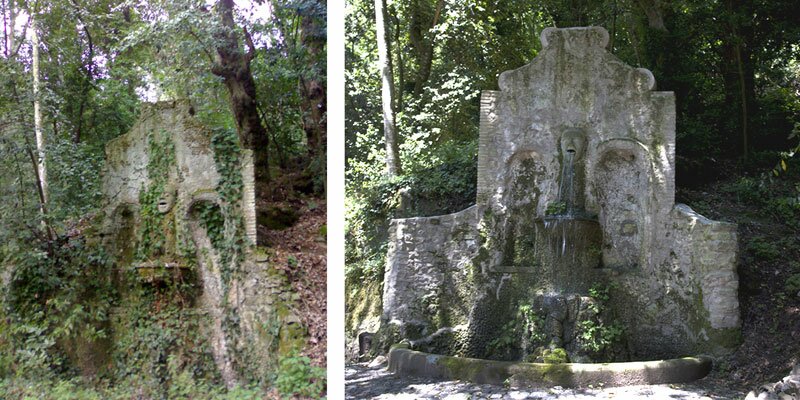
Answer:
387;347;712;388
134;261;189;269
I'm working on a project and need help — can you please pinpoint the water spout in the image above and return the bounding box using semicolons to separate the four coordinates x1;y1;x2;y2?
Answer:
558;150;576;216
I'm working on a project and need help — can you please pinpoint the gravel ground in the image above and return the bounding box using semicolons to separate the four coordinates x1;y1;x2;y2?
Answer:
345;362;748;399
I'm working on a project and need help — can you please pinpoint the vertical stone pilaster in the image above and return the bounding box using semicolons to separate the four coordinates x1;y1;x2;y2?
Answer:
477;91;499;206
651;91;677;212
241;149;257;245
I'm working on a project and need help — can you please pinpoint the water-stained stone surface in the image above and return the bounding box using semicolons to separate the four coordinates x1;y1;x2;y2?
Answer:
100;101;294;386
380;27;740;362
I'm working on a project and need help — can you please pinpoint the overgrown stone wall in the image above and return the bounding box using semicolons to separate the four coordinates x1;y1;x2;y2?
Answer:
382;206;479;354
100;101;293;386
381;27;740;361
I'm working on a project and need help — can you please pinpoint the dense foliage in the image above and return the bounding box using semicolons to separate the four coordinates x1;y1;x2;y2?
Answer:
0;0;325;397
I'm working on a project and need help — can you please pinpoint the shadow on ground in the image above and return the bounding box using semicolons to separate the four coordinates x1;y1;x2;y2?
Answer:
345;362;747;399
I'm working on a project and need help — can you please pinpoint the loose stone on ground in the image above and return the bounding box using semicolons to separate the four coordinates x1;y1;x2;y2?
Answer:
745;364;800;400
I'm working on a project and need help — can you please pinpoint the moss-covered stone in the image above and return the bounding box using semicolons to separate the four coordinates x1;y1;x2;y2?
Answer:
98;101;277;387
376;27;740;363
389;348;712;388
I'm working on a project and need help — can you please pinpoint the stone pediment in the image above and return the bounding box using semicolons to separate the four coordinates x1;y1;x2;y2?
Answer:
477;27;675;219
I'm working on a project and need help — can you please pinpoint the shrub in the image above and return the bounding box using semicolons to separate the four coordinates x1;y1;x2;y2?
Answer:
747;237;781;261
274;353;325;398
786;274;800;295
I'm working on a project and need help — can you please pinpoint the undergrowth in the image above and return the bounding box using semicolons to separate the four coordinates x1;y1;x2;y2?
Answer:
345;140;478;282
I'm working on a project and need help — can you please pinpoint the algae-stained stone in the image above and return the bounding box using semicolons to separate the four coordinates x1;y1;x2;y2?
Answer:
380;27;740;360
99;100;282;386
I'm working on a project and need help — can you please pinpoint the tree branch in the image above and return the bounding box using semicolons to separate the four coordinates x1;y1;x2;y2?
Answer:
188;28;216;63
2;0;8;58
10;14;28;58
243;26;256;61
23;134;54;247
431;0;444;28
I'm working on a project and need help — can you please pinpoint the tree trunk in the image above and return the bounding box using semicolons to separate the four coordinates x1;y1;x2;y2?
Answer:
2;0;8;57
720;0;755;161
212;0;270;243
299;3;326;171
300;82;324;158
734;43;750;161
409;0;443;96
7;0;14;58
551;0;589;27
636;0;667;31
375;0;401;176
392;8;404;114
31;18;52;244
32;19;47;207
72;22;94;144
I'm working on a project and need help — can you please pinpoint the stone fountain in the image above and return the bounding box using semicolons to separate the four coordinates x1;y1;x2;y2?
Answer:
98;101;301;386
380;27;740;385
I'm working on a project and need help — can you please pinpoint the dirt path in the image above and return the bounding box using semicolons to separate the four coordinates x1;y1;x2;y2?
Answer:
265;198;327;367
345;362;747;399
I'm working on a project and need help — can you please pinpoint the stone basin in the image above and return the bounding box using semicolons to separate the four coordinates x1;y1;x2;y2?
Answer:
388;346;712;388
515;216;603;294
134;261;191;284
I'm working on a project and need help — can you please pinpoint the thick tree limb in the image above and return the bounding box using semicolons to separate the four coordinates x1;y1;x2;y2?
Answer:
375;0;401;175
636;0;667;31
243;26;256;61
212;0;270;247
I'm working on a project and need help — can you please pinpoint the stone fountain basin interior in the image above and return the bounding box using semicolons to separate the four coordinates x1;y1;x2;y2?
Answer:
387;346;712;388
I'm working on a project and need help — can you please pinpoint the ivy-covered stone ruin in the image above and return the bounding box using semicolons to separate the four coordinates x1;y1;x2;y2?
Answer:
380;27;741;364
99;101;298;387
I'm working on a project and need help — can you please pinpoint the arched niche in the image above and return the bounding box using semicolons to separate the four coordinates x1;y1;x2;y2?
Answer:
500;150;547;265
503;150;548;213
185;192;226;297
186;192;225;296
590;139;655;270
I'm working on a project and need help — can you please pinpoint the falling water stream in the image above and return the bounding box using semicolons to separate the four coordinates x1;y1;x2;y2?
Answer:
517;146;602;361
544;149;578;257
558;150;577;216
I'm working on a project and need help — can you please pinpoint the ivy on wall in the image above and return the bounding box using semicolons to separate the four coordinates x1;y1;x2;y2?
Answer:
136;129;176;261
195;127;250;376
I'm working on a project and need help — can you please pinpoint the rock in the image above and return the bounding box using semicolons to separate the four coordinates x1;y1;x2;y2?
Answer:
257;205;300;230
442;394;470;400
368;355;387;368
749;365;800;400
508;391;529;399
358;331;375;358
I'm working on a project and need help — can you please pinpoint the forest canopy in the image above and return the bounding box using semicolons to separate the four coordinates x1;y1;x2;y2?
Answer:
0;0;326;397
